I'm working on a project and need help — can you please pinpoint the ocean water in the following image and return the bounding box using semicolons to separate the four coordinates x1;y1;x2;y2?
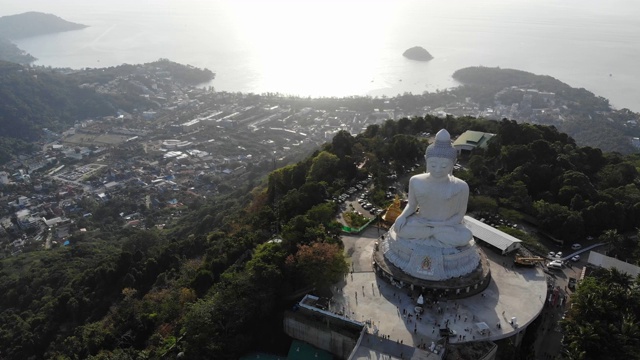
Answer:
2;0;640;112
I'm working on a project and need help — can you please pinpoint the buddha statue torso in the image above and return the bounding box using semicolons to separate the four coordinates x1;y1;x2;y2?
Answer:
393;173;472;247
411;176;467;223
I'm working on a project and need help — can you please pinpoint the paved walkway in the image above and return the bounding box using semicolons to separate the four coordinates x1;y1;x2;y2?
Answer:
334;226;547;356
350;333;440;360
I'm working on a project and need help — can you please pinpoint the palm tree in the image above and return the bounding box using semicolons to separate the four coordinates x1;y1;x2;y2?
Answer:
599;229;623;256
563;266;640;360
563;342;586;360
564;323;600;359
603;267;633;291
615;313;640;356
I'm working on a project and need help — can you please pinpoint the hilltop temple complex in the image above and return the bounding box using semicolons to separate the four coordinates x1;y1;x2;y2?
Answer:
284;130;548;360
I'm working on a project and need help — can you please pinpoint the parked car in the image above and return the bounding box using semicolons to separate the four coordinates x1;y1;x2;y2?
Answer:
555;252;563;258
571;255;580;262
571;243;582;250
547;261;563;270
548;252;555;258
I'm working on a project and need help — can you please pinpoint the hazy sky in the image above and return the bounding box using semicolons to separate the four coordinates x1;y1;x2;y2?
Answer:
2;0;639;21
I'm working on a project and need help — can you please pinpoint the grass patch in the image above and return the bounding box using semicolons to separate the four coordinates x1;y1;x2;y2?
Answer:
343;211;369;228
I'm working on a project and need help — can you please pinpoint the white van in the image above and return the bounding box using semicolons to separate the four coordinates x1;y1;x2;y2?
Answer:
547;262;563;270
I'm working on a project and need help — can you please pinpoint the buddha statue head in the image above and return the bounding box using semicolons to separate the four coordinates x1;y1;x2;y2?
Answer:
425;129;457;177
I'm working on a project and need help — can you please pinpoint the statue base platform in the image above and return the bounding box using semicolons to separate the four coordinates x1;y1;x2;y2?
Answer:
373;230;491;299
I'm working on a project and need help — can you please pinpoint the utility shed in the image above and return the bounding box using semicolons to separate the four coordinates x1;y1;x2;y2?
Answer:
464;216;522;254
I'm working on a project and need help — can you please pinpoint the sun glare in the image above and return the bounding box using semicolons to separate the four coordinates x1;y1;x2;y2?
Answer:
222;1;394;96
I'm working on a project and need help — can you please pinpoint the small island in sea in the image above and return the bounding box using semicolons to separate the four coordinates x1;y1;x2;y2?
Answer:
402;46;433;61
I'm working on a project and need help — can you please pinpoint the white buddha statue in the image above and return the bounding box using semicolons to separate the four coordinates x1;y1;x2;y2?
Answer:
393;129;472;248
381;129;480;281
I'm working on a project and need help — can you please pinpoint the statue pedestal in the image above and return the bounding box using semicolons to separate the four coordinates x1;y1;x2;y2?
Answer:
381;228;480;281
373;228;491;299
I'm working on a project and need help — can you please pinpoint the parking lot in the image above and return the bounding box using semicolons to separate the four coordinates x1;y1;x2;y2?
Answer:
334;178;387;223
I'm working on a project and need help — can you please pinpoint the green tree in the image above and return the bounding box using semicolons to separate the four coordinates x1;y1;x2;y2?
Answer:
599;229;625;255
330;130;354;159
501;144;534;173
601;267;634;290
388;134;423;169
468;195;498;213
307;151;340;183
597;162;639;189
285;242;348;291
396;117;413;134
533;200;583;241
562;268;640;360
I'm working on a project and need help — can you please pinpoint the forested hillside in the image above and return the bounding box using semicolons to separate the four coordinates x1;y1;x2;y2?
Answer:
0;37;36;64
0;116;638;359
453;67;611;112
0;12;87;40
0;59;214;164
0;61;115;140
0;61;116;164
71;58;215;86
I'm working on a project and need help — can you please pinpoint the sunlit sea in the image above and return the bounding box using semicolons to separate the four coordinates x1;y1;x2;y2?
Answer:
3;0;640;111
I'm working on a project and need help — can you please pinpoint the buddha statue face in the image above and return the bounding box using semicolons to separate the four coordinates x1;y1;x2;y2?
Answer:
426;156;454;179
424;129;457;179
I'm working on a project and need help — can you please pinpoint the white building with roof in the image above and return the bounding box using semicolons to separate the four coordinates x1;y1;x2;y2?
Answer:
587;252;640;277
181;119;201;131
453;130;495;153
464;216;522;254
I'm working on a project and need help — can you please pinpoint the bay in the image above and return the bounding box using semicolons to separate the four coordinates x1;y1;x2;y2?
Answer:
2;0;640;112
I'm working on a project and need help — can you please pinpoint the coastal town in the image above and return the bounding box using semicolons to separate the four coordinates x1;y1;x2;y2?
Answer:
1;62;640;258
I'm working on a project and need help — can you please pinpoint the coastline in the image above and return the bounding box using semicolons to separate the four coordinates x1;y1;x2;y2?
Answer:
5;1;640;112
